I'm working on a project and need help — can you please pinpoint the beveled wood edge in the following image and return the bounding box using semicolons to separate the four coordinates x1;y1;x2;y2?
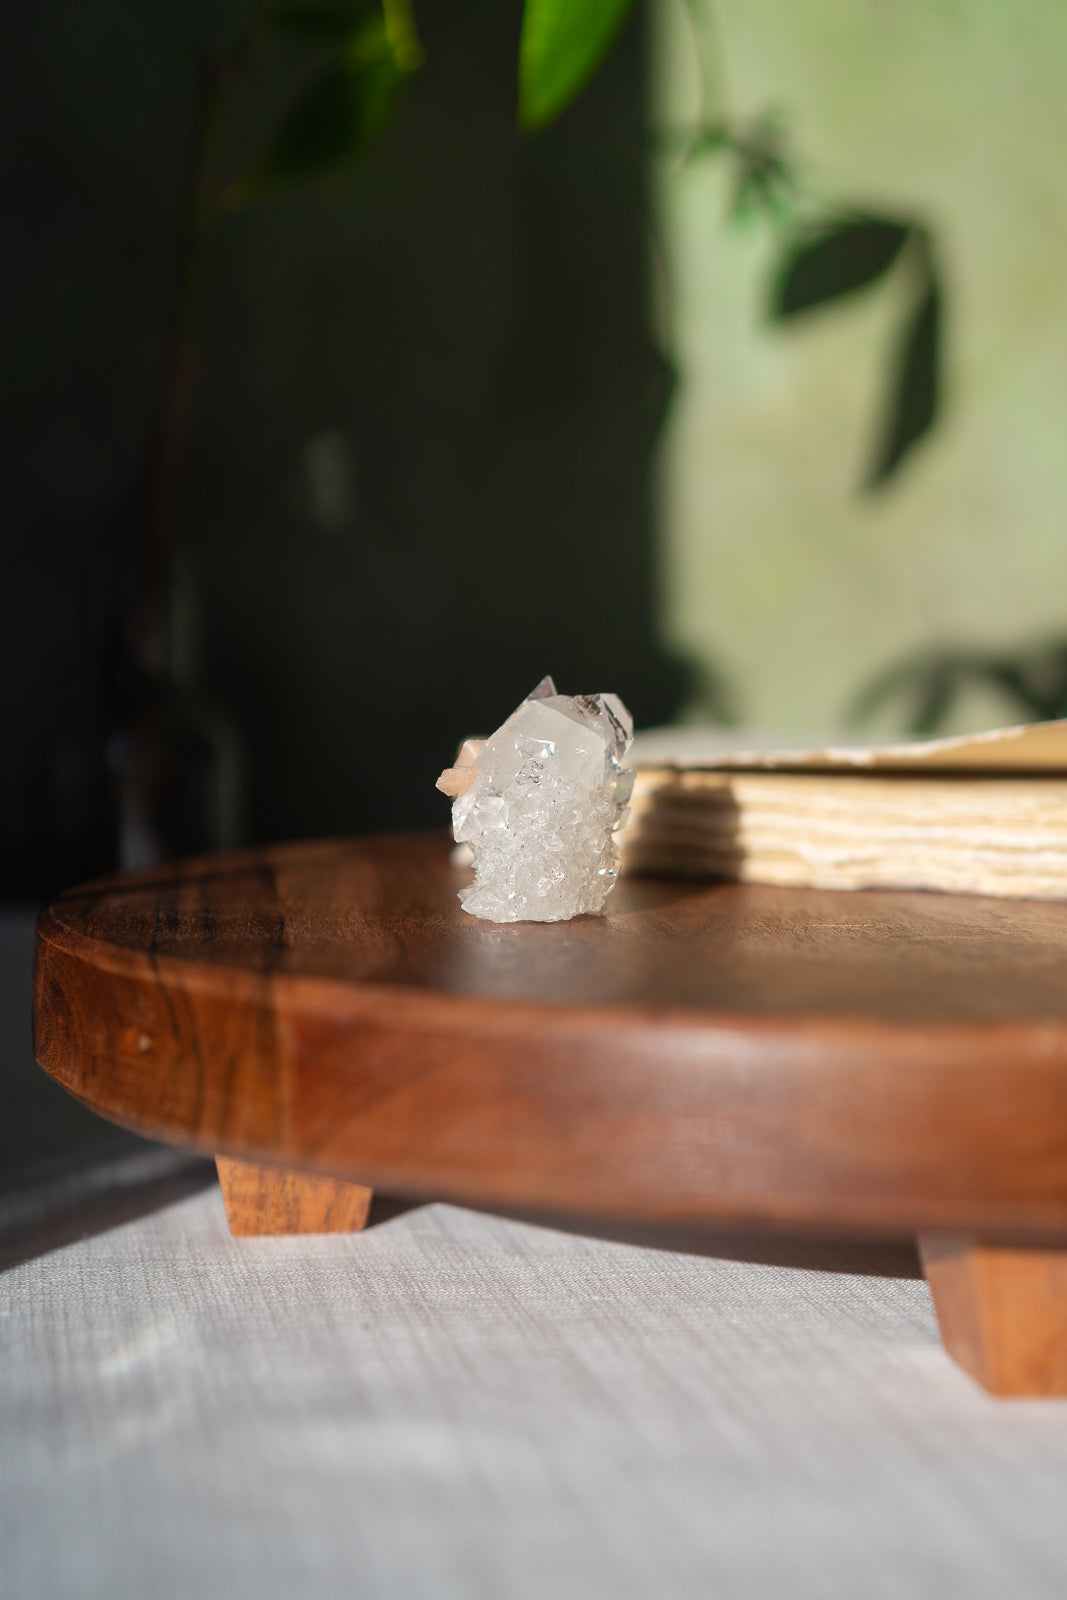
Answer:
34;902;1067;1056
29;1068;1067;1246
33;903;1067;1244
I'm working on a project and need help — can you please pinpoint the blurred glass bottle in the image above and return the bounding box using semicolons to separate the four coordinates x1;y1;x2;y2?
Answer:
103;547;242;875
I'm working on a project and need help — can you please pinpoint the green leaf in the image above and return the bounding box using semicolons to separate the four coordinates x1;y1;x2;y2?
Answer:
770;217;911;320
380;0;423;71
865;269;940;488
519;0;637;130
238;48;402;193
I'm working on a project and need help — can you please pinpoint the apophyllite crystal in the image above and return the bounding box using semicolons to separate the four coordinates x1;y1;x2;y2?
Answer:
436;676;635;923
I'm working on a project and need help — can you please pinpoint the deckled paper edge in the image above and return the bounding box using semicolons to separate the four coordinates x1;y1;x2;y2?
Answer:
629;718;1067;774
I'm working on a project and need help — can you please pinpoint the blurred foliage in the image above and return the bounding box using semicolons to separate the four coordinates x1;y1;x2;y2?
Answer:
519;0;637;129
196;0;946;501
770;216;942;489
849;640;1067;736
236;15;413;194
674;121;944;492
226;0;642;198
725;113;793;226
669;111;794;223
138;0;646;629
223;1;422;200
770;217;910;316
664;0;947;496
154;0;954;751
867;263;940;489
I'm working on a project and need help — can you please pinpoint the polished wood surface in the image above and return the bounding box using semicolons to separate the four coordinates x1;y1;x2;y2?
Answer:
33;832;1067;1238
215;1157;373;1236
36;831;1067;1019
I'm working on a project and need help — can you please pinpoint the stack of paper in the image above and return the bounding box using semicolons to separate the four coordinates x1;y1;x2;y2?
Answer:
621;720;1067;899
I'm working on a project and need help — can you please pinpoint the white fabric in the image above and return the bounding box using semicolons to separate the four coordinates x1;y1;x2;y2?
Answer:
4;1147;1067;1600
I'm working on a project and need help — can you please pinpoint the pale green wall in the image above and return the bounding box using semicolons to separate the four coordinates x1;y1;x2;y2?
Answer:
653;0;1067;734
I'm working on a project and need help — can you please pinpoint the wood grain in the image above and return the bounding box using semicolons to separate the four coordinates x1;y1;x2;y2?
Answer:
215;1156;373;1236
32;832;1067;1238
920;1233;1067;1396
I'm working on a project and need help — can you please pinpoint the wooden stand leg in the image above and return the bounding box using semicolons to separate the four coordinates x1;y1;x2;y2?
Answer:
216;1156;374;1237
919;1232;1067;1396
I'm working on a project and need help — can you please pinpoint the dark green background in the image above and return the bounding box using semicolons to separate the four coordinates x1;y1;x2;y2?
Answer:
2;0;687;896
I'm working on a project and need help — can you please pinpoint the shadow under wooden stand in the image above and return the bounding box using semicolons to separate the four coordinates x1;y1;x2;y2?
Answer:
33;832;1067;1398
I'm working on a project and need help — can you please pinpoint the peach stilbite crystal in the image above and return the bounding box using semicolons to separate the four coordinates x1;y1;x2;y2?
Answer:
435;739;485;798
438;676;634;923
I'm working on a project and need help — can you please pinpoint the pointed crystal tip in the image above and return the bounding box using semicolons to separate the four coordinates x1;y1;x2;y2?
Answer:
527;675;558;702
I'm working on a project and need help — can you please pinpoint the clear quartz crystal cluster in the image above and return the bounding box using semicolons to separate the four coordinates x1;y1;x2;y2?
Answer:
445;677;635;923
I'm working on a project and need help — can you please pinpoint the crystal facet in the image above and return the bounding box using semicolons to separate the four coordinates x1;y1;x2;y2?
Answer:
442;676;634;923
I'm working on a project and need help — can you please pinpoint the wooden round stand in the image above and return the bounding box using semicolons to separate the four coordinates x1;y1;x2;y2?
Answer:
34;831;1067;1396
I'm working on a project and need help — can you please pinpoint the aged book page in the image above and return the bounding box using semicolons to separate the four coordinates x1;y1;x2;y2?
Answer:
623;721;1067;899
